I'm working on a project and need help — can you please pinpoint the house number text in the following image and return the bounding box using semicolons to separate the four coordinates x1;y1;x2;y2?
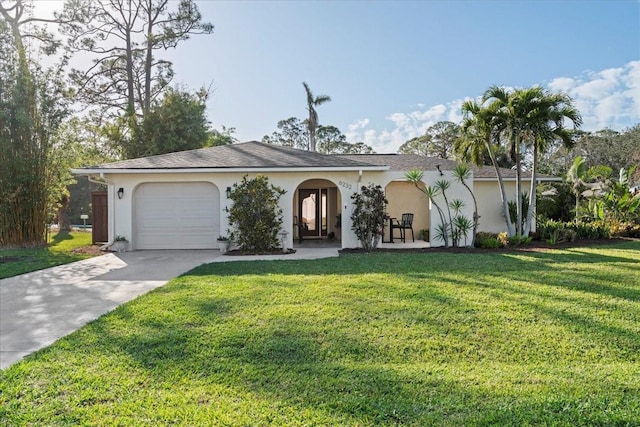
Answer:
338;180;353;190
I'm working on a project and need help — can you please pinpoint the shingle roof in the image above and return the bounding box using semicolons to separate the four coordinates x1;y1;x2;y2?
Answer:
78;141;558;181
337;154;459;172
83;141;380;170
339;153;557;180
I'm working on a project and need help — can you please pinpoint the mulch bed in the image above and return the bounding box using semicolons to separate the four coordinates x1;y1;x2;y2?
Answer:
71;246;105;256
224;248;297;256
339;238;637;254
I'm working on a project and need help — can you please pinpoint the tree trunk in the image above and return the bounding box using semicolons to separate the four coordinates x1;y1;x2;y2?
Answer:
461;180;479;247
486;141;516;236
124;1;136;114
524;144;538;236
57;194;72;232
144;0;155;115
515;134;523;236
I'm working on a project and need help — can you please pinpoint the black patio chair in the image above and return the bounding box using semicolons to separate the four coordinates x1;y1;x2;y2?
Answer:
294;216;308;244
390;213;414;242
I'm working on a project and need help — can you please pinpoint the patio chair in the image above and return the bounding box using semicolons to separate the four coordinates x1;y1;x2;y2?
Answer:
294;216;308;244
390;213;414;242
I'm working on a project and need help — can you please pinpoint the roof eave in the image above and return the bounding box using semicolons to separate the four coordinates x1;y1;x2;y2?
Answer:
72;165;390;175
473;176;562;182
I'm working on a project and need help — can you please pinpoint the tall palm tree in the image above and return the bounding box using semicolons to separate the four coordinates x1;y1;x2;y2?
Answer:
482;86;581;236
302;82;331;152
458;99;516;237
482;85;531;236
522;90;581;235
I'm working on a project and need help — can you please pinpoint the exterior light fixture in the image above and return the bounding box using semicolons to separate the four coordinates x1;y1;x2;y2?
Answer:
117;187;124;199
226;186;232;198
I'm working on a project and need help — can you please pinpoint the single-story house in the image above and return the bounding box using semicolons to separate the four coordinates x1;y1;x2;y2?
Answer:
72;141;554;250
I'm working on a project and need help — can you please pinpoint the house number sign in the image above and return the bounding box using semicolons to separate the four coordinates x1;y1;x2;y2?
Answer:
338;180;353;190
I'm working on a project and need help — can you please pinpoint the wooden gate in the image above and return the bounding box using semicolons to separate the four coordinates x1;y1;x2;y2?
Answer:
91;191;108;244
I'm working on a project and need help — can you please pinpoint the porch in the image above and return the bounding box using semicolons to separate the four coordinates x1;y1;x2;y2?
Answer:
293;238;430;250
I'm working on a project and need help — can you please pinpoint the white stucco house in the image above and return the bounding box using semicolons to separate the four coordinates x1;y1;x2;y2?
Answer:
72;141;551;250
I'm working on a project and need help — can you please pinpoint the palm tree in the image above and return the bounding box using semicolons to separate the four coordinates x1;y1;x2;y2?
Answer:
453;163;479;246
566;156;587;224
482;86;532;236
458;99;516;237
522;90;581;235
302;82;331;152
482;86;581;236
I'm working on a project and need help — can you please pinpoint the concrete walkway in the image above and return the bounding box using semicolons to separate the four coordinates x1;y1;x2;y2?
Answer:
0;250;219;369
0;247;340;370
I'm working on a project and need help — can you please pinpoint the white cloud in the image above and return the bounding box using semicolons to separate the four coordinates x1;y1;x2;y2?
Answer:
346;99;469;153
549;77;576;92
346;60;640;154
347;118;369;131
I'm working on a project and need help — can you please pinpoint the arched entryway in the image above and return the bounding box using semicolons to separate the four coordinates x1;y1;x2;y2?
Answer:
294;179;342;242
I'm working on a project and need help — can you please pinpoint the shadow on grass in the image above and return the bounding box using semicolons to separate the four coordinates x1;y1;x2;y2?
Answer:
5;240;639;425
77;290;639;425
50;231;74;245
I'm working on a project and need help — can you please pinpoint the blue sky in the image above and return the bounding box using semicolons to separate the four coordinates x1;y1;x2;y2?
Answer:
37;0;640;153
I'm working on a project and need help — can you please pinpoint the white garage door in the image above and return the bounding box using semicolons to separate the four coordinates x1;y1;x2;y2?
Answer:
134;182;219;249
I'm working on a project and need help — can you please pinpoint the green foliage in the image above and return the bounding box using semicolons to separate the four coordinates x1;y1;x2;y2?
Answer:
540;126;640;181
405;169;472;247
3;242;640;425
536;182;574;222
125;87;211;158
262;117;309;149
0;19;70;247
508;193;529;231
207;125;237;146
398;121;459;159
58;0;213;119
227;175;285;253
507;235;533;246
303;81;331;152
605;221;640;238
350;184;388;251
453;163;479;246
418;229;430;241
537;219;611;241
262;118;374;153
474;232;504;249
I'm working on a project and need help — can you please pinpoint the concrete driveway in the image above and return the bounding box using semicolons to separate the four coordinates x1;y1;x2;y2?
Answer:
0;250;219;370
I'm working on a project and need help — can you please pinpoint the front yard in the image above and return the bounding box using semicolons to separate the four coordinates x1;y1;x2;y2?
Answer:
0;231;99;279
1;241;638;425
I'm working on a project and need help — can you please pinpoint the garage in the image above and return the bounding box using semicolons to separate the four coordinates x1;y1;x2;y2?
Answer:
134;182;220;249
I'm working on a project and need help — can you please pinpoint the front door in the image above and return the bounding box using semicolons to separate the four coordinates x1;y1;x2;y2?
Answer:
91;191;108;244
298;189;328;238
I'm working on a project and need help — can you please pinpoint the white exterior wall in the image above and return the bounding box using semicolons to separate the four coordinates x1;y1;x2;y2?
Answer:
100;168;501;250
475;179;537;234
359;170;474;247
105;170;366;250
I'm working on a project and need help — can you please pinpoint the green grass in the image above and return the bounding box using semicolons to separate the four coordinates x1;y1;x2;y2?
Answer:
0;231;96;279
1;241;639;426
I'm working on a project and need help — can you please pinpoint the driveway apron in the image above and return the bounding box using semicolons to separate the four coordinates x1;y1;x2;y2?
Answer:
0;250;219;370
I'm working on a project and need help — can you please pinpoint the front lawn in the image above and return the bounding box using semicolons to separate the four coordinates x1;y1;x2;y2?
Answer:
0;231;98;279
1;241;639;425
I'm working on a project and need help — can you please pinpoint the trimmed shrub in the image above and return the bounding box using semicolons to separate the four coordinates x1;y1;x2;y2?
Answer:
227;175;285;253
351;184;388;251
475;232;503;249
609;221;640;238
537;219;610;241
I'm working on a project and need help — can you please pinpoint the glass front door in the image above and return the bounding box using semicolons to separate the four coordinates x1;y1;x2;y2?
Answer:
298;189;328;237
